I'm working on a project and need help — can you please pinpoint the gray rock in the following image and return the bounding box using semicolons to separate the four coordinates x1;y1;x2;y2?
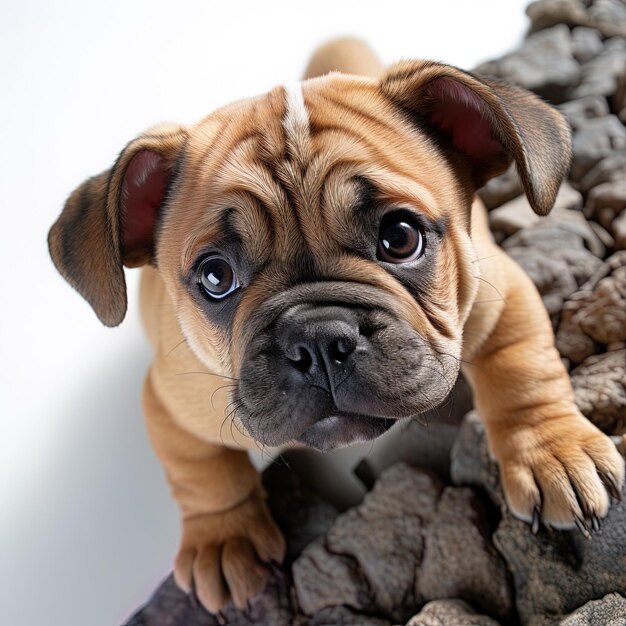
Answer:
579;151;626;194
557;593;626;625
405;599;502;626
262;459;339;565
585;180;626;240
571;349;626;434
490;182;583;238
293;464;511;624
490;25;581;103
614;210;626;249
572;38;626;100
308;606;393;625
478;165;523;211
503;221;603;318
125;572;293;626
557;251;626;365
587;0;626;37
571;27;604;64
526;0;589;33
293;464;439;622
450;412;503;508
419;488;512;623
571;116;626;181
494;499;626;626
559;95;610;130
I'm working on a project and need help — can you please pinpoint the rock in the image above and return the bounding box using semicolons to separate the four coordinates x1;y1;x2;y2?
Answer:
587;0;626;38
293;464;439;622
571;116;626;181
571;349;626;434
124;572;293;626
419;487;512;623
497;25;580;103
478;165;523;210
262;460;339;565
308;607;393;626
450;412;503;508
526;0;589;33
503;220;603;318
572;39;626;101
405;599;502;626
489;182;583;237
614;210;626;249
571;27;604;64
489;195;541;236
557;593;626;626
557;251;626;365
494;497;626;626
585;180;626;244
559;95;610;130
293;464;511;624
579;151;626;194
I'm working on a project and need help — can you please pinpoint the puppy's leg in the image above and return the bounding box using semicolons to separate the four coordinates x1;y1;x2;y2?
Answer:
463;252;624;531
143;373;285;612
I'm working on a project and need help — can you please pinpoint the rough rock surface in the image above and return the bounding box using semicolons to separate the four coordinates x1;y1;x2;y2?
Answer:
405;599;501;626
128;2;626;624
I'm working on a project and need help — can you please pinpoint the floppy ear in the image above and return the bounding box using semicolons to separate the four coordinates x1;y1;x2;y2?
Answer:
48;124;187;327
380;60;572;216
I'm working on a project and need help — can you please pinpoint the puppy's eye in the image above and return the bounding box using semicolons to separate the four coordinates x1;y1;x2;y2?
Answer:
198;255;239;300
377;213;424;263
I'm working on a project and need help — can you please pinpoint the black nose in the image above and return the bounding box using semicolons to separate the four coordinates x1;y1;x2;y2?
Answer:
278;306;359;376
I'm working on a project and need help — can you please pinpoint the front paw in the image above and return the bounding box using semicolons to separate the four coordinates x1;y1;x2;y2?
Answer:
493;413;625;534
174;487;285;613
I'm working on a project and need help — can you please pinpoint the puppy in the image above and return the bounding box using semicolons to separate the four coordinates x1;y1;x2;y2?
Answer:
48;39;624;613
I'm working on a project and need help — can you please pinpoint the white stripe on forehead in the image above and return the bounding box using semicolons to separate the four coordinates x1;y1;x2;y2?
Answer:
283;82;311;165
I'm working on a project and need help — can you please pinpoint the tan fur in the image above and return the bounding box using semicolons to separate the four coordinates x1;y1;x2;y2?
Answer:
49;38;624;612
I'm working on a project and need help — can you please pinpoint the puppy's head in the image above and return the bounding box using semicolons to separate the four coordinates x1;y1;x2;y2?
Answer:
49;61;571;450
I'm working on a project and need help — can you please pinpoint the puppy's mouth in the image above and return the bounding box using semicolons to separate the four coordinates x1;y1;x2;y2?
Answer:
296;410;395;452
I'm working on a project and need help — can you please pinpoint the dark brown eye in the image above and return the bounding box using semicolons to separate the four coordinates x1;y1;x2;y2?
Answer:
198;255;239;300
377;213;424;263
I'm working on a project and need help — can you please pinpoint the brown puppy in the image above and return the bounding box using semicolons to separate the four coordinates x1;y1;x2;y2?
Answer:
48;39;624;612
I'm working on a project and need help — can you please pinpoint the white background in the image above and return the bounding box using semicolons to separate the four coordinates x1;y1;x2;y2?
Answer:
0;1;529;624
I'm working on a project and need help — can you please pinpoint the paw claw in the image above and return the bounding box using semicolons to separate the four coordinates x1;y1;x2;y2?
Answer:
531;505;541;535
591;514;601;532
574;516;592;539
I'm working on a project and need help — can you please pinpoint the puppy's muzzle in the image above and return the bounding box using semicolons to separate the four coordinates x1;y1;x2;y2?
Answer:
277;305;359;389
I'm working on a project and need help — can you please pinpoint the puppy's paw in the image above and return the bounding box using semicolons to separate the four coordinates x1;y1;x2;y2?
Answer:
494;413;624;534
174;487;285;613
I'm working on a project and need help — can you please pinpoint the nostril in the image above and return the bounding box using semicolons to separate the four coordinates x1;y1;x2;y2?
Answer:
287;345;314;373
328;337;356;363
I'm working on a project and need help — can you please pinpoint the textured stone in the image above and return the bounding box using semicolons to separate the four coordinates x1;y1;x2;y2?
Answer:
571;349;626;434
579;151;626;194
308;607;393;625
418;488;512;623
559;95;610;130
585;181;626;243
557;593;626;626
572;39;626;100
526;0;589;33
571;27;604;64
293;464;440;622
485;25;581;103
503;222;603;318
405;599;502;626
571;116;626;181
262;460;338;565
587;0;626;37
125;572;293;626
494;499;626;626
478;165;523;211
614;210;626;249
557;252;626;365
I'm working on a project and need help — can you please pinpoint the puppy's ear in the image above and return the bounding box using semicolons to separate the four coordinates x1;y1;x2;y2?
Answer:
48;124;187;327
380;61;571;215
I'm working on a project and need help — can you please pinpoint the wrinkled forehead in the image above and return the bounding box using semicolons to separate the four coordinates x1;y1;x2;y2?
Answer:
161;75;464;273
